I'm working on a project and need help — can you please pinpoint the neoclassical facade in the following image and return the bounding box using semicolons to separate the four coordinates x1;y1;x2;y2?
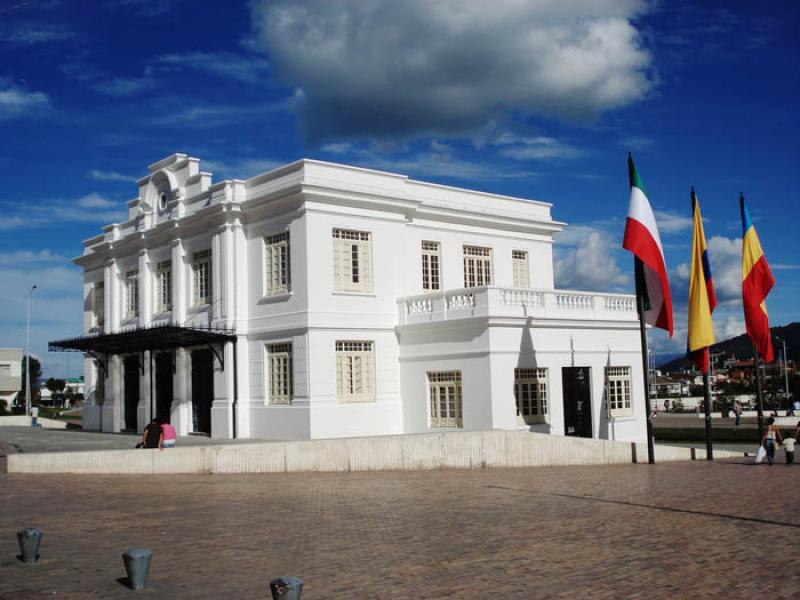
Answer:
61;154;646;442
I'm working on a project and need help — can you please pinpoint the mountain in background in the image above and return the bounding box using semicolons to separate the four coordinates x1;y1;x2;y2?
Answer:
657;322;800;372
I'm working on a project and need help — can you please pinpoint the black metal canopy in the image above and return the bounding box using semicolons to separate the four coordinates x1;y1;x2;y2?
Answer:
49;324;237;356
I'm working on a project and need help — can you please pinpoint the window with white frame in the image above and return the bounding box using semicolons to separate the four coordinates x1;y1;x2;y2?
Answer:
512;250;529;288
428;371;463;428
515;368;548;424
156;260;172;312
335;341;374;402
267;343;293;405
124;269;139;318
606;366;633;417
192;249;211;306
95;363;105;405
463;245;492;288
333;229;372;292
264;232;290;296
421;241;441;291
94;281;105;328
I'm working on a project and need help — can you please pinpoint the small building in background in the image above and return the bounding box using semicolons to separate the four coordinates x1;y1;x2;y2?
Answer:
0;348;23;411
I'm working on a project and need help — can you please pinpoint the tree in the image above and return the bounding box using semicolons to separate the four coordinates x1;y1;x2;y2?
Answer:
20;355;42;408
45;377;66;393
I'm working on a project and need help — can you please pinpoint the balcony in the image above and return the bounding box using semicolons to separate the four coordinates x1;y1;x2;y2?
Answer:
398;286;637;326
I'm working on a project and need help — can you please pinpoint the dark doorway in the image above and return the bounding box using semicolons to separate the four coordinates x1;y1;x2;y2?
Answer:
191;349;214;435
155;353;174;424
562;367;592;438
123;355;140;431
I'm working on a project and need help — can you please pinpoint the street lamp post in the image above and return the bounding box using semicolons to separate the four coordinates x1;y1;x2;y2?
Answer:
775;336;789;405
25;285;37;417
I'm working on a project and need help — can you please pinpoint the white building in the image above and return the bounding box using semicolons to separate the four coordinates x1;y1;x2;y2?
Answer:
54;154;646;443
0;348;23;411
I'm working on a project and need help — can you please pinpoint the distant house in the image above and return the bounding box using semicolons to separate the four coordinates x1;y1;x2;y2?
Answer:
0;348;23;411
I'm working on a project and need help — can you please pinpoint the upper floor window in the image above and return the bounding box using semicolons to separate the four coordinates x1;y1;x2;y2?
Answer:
421;241;441;291
124;269;139;319
512;250;529;288
192;249;211;306
333;229;372;293
606;366;632;417
515;368;548;424
264;232;290;296
0;363;11;377
156;260;172;313
336;340;375;402
94;281;105;328
267;343;293;405
463;245;492;288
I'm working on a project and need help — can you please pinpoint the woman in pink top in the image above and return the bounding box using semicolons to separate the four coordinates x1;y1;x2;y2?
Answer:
160;418;177;450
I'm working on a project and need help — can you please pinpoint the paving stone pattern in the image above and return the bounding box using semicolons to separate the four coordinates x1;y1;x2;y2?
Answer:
0;460;798;599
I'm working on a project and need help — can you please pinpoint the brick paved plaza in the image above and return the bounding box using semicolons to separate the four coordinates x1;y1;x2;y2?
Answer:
1;460;798;599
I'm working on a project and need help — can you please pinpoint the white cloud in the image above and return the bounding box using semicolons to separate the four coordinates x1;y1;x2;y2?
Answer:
251;0;654;142
0;22;74;45
554;231;629;291
654;210;693;234
88;169;137;182
154;51;271;84
0;250;68;265
77;193;117;209
0;193;127;231
0;80;51;120
495;135;581;161
91;76;154;97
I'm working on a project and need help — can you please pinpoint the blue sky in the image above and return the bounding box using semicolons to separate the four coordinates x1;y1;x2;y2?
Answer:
1;0;798;377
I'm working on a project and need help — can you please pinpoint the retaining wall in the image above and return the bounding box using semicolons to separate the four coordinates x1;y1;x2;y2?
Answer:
0;416;68;429
6;430;744;474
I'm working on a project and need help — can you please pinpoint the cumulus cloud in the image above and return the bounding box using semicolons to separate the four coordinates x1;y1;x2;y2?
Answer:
0;80;51;120
653;210;693;234
554;231;629;291
251;0;655;142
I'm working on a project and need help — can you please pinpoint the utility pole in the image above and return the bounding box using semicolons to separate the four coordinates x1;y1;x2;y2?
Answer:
25;285;37;417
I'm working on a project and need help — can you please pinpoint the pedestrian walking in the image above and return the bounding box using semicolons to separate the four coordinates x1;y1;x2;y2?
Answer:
760;416;783;465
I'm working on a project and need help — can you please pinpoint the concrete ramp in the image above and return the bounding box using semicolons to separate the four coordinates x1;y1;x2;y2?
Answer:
5;430;745;474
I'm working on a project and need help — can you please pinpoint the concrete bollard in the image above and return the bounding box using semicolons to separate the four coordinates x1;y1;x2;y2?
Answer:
270;576;304;599
17;527;42;564
122;548;152;590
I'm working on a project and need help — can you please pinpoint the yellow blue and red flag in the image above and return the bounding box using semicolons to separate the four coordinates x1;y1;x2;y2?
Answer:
740;194;775;363
687;189;717;373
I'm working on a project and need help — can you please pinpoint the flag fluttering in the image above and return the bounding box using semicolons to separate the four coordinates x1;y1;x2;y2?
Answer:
622;153;673;336
740;194;775;363
687;189;717;373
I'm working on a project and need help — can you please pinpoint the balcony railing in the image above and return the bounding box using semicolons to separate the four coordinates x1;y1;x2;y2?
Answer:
398;286;637;326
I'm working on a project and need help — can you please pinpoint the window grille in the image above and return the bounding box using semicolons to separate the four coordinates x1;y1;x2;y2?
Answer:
333;229;372;292
267;343;293;404
606;366;632;417
515;368;548;424
463;245;492;288
192;249;211;306
512;250;529;288
264;232;290;296
335;340;375;402
156;260;172;312
421;241;441;291
428;371;463;428
124;269;138;318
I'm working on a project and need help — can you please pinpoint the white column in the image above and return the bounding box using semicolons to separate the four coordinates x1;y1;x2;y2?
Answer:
102;354;122;433
172;348;191;436
138;351;152;432
211;342;234;439
138;249;152;327
211;231;224;324
171;239;186;325
105;258;119;332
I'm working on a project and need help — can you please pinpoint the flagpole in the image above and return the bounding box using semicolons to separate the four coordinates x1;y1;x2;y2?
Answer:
702;369;713;460
752;341;765;439
635;259;656;465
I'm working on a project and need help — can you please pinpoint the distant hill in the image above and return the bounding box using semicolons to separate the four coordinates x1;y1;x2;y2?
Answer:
658;322;800;373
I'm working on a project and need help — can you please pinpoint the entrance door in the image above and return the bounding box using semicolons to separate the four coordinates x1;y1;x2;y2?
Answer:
155;353;174;423
123;356;140;431
191;349;214;435
562;367;592;438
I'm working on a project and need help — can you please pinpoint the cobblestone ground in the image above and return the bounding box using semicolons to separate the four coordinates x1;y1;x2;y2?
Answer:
1;460;798;599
